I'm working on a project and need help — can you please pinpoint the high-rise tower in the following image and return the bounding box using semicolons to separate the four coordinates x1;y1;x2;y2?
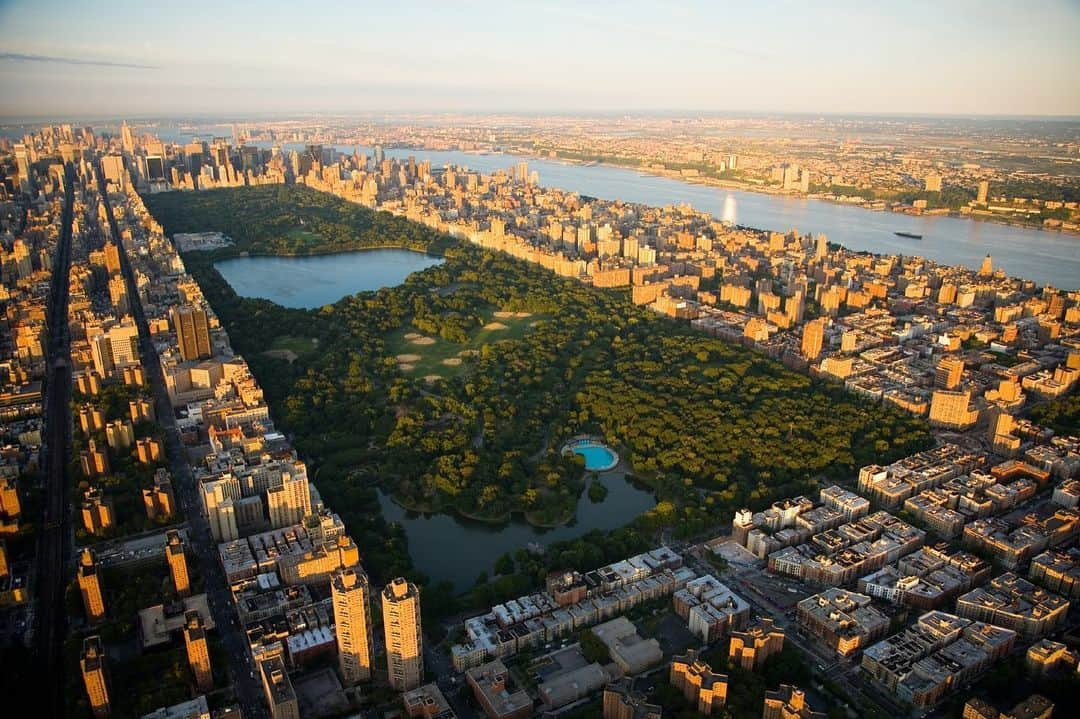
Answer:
81;636;110;718
77;548;106;624
166;529;190;597
170;305;212;361
332;567;374;685
183;610;213;693
382;577;423;691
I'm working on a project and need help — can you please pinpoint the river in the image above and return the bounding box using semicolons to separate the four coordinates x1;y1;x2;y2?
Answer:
255;141;1079;290
213;248;443;308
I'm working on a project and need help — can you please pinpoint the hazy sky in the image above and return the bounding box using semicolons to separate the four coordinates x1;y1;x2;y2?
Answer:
1;0;1079;118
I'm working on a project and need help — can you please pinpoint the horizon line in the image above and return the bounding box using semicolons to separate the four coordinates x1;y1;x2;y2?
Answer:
2;109;1080;125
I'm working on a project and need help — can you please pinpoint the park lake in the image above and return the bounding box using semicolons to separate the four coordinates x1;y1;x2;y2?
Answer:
377;474;657;590
214;248;658;588
214;248;445;308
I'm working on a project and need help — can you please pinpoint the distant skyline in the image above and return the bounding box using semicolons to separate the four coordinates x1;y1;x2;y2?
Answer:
1;0;1079;118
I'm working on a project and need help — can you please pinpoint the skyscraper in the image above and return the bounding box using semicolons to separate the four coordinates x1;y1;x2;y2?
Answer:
979;254;993;277
0;476;21;519
121;121;135;154
977;180;989;203
81;636;110;718
382;577;423;691
146;155;166;182
170;305;213;361
14;143;32;193
183;610;213;693
201;475;240;542
935;356;964;390
332;567;374;685
78;548;106;624
801;318;826;360
924;173;942;192
266;471;312;529
166;529;190;597
101;154;127;190
103;241;122;275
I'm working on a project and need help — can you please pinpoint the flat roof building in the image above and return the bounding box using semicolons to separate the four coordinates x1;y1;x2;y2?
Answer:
955;572;1069;640
465;659;532;719
81;636;110;719
603;678;662;719
259;655;299;719
591;616;663;675
796;588;889;656
403;683;456;719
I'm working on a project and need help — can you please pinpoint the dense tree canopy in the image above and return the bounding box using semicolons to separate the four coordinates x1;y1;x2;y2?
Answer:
144;185;933;584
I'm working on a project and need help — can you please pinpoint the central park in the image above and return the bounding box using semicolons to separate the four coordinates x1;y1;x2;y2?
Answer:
143;185;933;619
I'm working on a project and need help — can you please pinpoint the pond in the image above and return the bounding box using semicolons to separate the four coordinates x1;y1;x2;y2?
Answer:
377;473;657;590
214;248;444;308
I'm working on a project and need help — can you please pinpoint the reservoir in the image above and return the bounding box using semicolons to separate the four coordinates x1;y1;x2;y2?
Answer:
214;249;444;308
377;474;657;590
258;141;1080;290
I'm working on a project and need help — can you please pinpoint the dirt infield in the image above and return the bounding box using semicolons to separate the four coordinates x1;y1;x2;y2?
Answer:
263;349;298;363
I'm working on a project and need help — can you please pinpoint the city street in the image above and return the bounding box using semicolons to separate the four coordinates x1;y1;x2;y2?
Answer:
32;164;74;719
95;163;270;719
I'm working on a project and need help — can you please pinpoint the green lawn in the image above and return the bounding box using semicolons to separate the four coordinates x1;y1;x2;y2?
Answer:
272;334;318;354
385;311;547;380
263;334;319;362
283;227;325;246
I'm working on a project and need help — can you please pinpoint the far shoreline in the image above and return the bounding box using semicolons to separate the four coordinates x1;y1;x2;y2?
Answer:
375;142;1080;239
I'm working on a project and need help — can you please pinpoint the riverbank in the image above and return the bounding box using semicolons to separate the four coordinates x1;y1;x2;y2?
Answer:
388;143;1080;238
540;155;1080;237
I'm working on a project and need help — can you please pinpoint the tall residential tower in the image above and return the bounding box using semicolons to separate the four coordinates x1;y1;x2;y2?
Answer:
331;567;374;685
382;577;423;691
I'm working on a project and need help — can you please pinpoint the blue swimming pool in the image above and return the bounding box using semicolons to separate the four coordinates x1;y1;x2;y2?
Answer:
570;440;619;471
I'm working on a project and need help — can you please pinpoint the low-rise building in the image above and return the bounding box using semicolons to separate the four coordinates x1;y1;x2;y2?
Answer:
403;683;457;719
592;617;663;675
1024;639;1077;676
796;588;889;656
955;573;1069;639
602;678;662;719
466;660;532;719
